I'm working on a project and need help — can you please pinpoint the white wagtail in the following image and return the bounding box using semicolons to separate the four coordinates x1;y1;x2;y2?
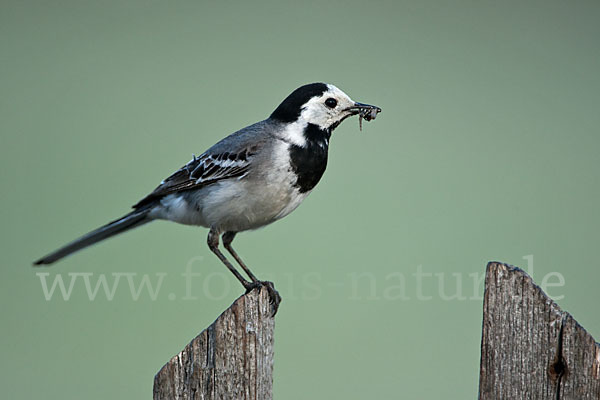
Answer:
34;83;381;307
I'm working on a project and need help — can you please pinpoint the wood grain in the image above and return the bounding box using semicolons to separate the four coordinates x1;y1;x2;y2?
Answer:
153;286;276;400
479;262;600;399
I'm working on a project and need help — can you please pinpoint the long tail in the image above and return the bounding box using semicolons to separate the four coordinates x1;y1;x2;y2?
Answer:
33;208;152;265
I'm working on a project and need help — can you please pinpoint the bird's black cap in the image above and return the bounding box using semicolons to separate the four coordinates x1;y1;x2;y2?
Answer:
270;83;329;123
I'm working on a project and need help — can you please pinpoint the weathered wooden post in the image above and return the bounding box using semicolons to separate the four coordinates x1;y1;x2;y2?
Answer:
479;262;600;399
153;286;277;400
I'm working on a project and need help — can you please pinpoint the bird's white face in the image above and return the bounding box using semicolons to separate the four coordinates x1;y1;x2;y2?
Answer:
271;82;381;147
297;84;357;130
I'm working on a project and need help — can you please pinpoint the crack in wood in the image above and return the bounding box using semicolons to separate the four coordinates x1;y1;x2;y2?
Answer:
549;315;568;400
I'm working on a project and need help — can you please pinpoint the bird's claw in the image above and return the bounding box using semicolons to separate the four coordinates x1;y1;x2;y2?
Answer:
245;280;281;316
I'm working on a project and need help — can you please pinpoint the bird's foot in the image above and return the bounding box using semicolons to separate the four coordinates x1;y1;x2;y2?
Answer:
244;280;281;316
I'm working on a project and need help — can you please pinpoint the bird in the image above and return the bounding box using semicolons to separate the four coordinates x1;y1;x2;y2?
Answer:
34;82;381;308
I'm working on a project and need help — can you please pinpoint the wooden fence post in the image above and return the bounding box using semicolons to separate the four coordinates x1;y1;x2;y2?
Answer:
153;286;277;400
479;262;600;399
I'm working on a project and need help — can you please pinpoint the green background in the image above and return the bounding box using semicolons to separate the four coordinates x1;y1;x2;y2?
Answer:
2;0;599;398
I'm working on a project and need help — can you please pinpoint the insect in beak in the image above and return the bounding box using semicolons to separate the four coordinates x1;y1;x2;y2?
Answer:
344;102;382;131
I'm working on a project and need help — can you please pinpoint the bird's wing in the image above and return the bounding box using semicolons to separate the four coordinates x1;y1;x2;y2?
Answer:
133;145;260;209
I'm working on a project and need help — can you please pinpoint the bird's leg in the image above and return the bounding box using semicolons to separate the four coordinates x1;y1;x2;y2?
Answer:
207;228;251;289
222;231;282;314
222;231;259;282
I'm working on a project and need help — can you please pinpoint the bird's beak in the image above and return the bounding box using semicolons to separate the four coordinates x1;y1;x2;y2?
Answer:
345;102;382;121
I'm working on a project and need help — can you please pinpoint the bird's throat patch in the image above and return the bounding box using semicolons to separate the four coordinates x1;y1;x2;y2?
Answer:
288;123;330;193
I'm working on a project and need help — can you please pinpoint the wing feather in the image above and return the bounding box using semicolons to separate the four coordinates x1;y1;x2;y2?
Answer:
133;146;259;209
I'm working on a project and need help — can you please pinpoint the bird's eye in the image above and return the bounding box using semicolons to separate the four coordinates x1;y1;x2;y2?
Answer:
324;98;338;108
